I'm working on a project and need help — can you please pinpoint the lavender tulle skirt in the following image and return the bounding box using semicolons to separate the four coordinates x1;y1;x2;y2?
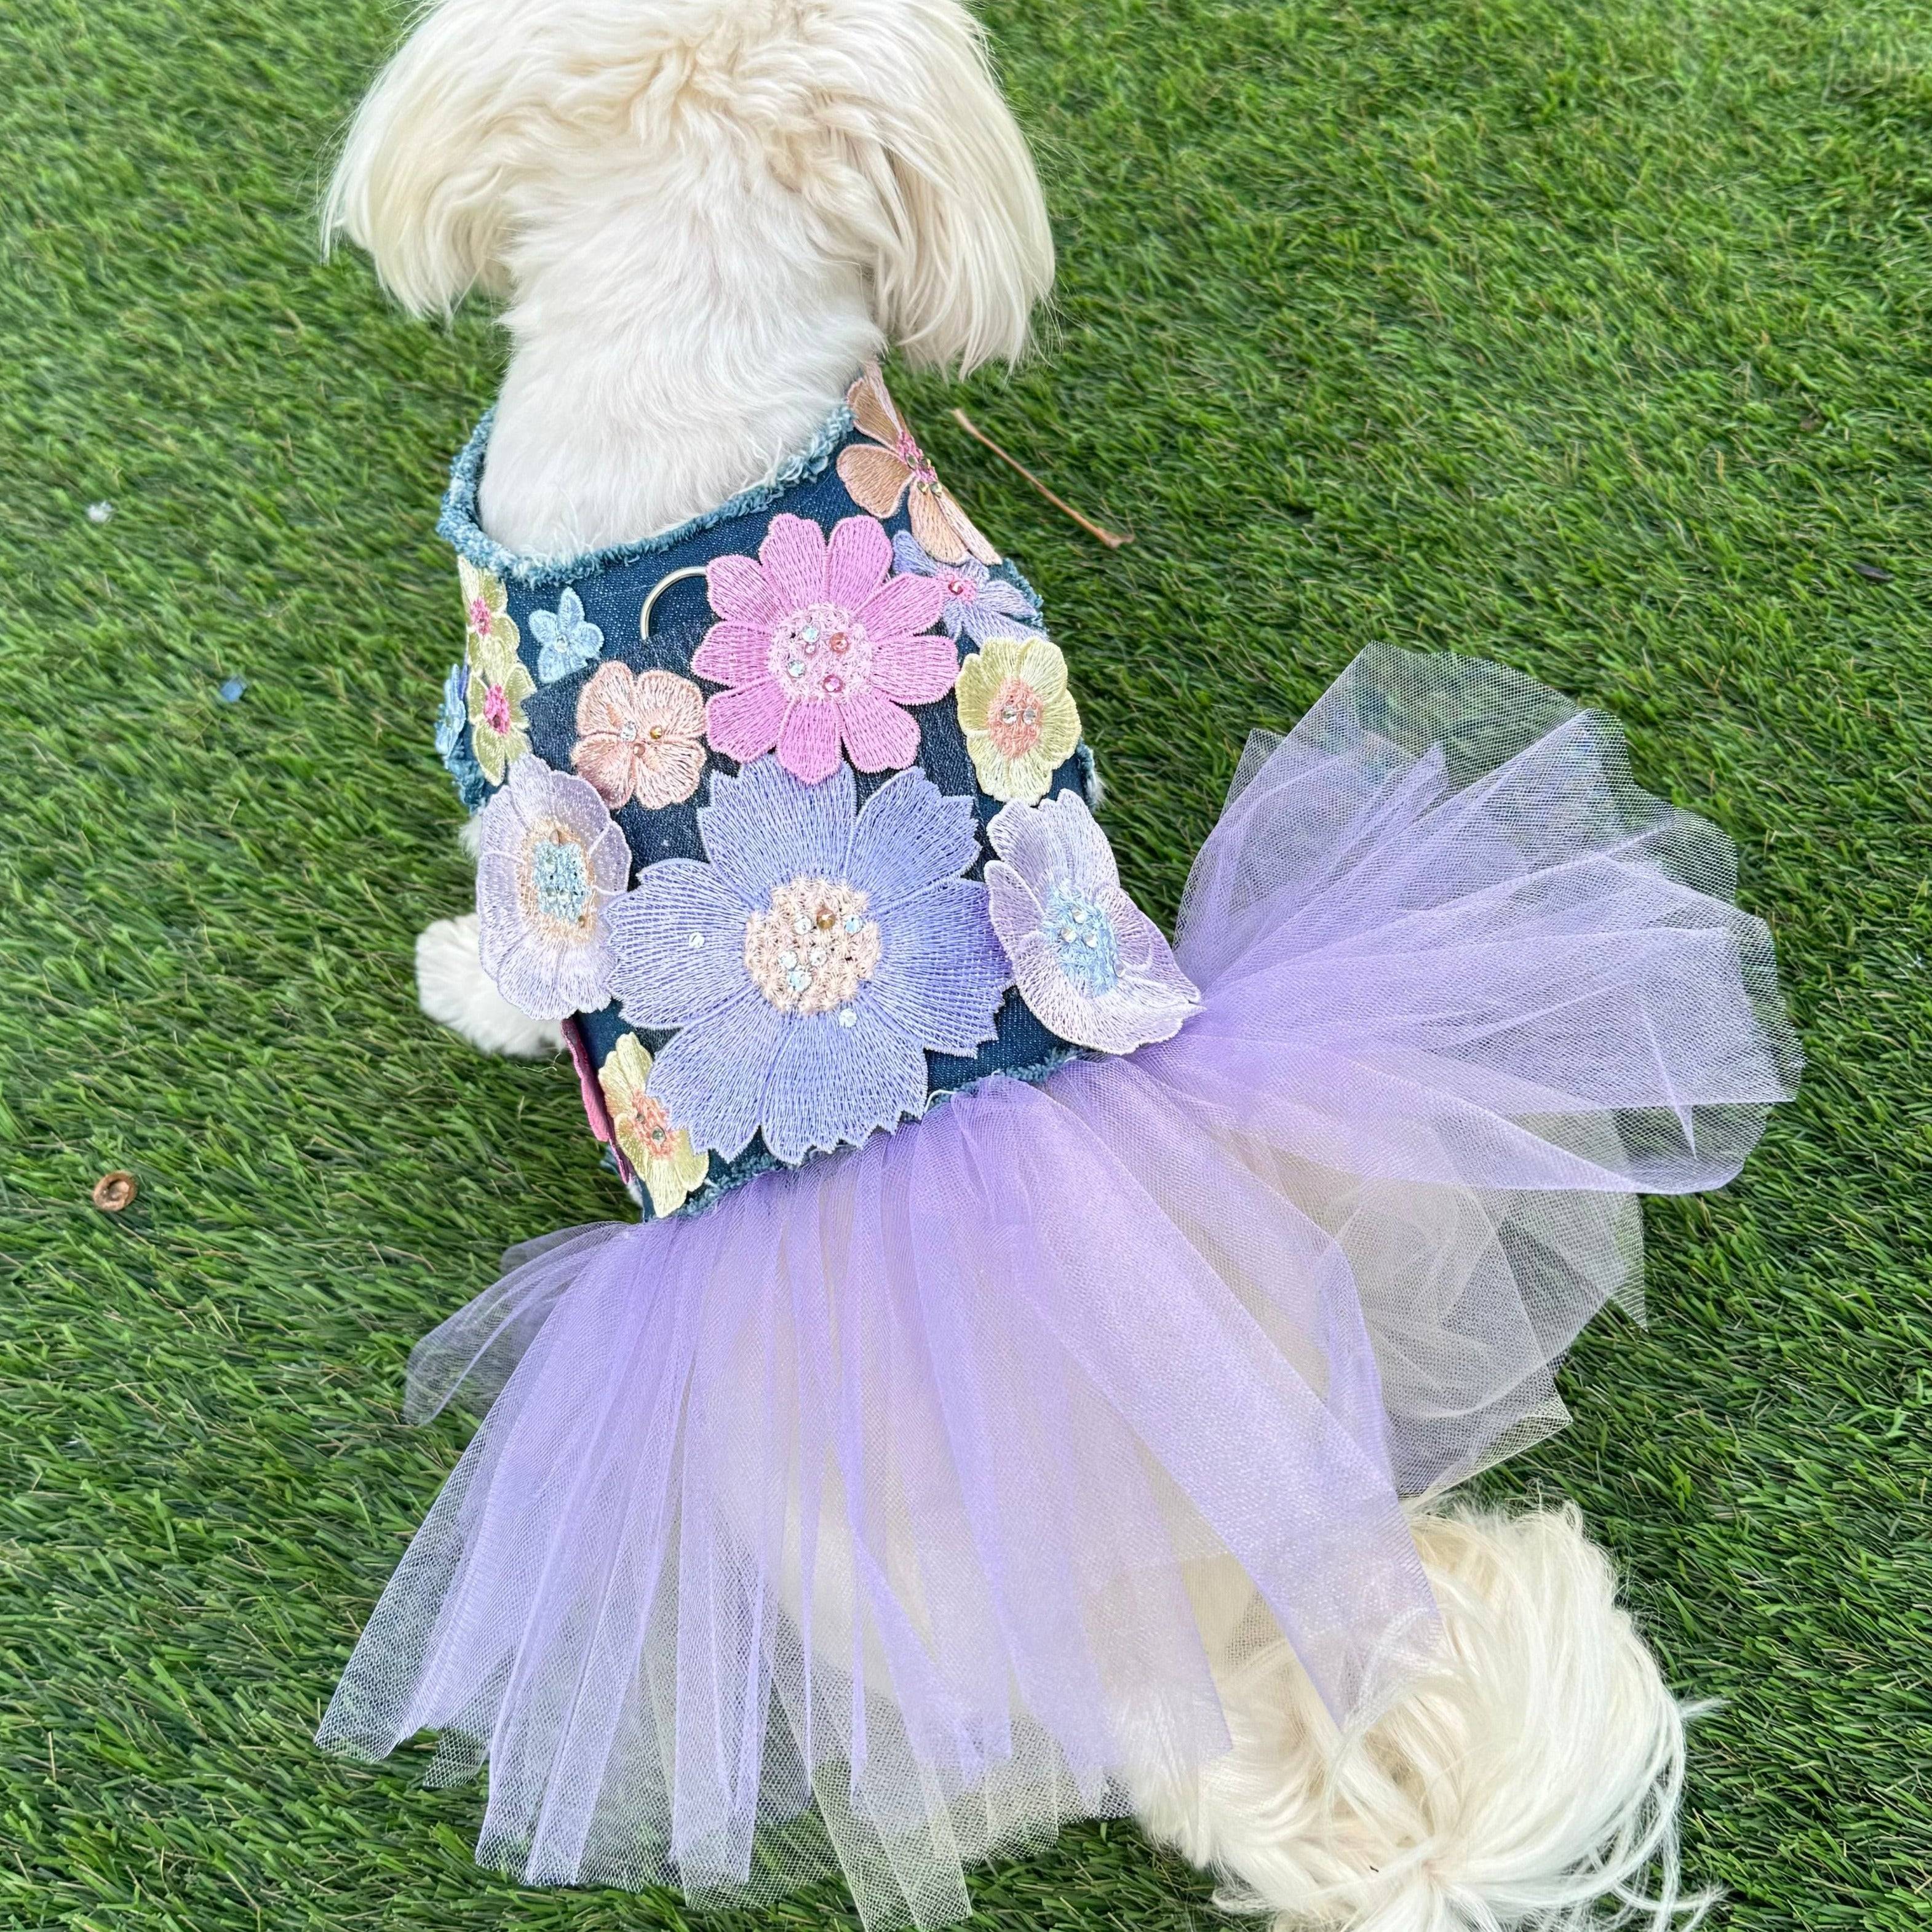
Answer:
319;648;1798;1928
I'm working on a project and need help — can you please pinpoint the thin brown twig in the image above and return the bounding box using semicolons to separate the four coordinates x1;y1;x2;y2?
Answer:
950;410;1132;549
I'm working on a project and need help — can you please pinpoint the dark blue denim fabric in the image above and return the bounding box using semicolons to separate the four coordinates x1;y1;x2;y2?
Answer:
438;405;1099;1217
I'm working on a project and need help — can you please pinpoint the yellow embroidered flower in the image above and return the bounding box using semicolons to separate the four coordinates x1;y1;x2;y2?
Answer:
597;1033;710;1217
460;557;519;658
955;630;1081;803
467;631;535;784
461;556;533;782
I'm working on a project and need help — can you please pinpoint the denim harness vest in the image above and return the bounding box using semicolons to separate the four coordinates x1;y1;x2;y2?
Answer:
434;370;1191;1220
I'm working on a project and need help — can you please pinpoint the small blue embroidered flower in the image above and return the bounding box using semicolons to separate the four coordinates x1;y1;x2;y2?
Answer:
435;662;467;760
435;661;490;812
985;789;1199;1054
891;531;1040;643
528;586;605;683
603;755;1012;1164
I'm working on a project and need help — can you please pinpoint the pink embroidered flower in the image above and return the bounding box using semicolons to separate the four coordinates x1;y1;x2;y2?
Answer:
836;364;999;566
572;663;707;809
691;512;956;785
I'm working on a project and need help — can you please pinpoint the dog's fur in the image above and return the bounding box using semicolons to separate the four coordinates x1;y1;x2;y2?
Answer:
327;0;1050;555
328;4;1704;1923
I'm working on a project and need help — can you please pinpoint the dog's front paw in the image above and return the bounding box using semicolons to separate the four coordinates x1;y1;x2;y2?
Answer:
416;913;566;1059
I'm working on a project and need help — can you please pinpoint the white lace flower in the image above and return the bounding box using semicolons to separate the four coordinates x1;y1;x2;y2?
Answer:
475;755;630;1019
984;789;1199;1053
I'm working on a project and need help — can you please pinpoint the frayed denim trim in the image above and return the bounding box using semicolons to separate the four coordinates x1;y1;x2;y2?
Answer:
1076;742;1104;810
998;555;1045;614
645;1044;1092;1223
438;399;857;589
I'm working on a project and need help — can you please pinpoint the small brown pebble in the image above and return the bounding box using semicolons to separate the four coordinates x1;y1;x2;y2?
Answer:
91;1171;138;1213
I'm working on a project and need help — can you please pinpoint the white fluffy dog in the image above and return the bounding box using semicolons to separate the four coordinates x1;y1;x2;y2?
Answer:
327;2;1705;1926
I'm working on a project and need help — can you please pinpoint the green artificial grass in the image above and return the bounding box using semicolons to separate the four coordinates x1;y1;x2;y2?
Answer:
2;0;1929;1925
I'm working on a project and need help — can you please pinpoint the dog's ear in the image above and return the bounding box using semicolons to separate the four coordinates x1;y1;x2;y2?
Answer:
322;0;524;314
814;0;1054;372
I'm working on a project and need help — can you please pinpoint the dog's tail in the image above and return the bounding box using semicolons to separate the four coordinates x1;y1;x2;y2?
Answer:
1134;1502;1712;1932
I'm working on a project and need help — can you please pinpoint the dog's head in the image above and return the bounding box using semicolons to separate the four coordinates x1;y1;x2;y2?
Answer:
325;0;1053;372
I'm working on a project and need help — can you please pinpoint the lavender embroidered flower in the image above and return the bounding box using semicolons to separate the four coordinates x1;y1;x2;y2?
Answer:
890;533;1038;642
435;661;490;812
529;587;605;684
985;789;1199;1054
475;755;631;1019
603;755;1011;1164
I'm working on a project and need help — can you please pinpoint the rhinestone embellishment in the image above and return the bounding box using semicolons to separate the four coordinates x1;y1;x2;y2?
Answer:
744;875;883;1016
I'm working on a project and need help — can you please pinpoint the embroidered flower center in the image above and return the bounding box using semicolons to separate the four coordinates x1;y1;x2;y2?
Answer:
894;429;945;499
521;823;598;940
482;682;512;734
1044;885;1120;996
743;877;882;1018
625;1092;677;1156
985;676;1045;760
467;595;493;638
945;575;972;599
769;602;876;702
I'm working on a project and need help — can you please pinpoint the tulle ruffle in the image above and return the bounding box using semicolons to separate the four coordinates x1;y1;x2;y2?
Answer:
319;646;1798;1928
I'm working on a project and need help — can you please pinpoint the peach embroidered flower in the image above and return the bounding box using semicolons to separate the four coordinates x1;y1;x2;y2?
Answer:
954;630;1081;804
836;364;998;566
572;663;707;809
597;1032;710;1217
